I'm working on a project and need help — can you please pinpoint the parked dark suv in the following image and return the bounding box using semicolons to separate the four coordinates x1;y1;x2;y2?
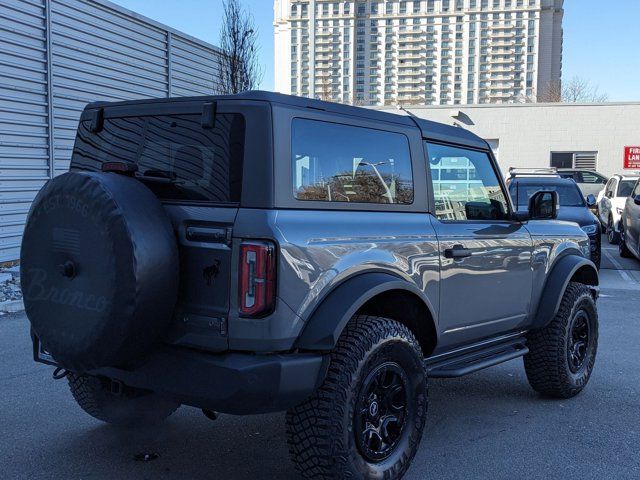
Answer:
508;175;602;269
20;92;600;480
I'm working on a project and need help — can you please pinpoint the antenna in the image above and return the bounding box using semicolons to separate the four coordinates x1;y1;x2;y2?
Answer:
397;104;420;120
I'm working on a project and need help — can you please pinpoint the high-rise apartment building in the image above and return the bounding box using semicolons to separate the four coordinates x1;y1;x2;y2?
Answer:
274;0;563;106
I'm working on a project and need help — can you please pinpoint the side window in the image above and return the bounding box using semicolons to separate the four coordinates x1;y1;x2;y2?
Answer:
604;179;615;197
581;172;606;184
559;172;577;181
292;118;414;204
426;142;510;221
634;180;640;197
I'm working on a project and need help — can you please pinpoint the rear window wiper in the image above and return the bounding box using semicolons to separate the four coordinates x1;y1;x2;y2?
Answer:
136;169;177;183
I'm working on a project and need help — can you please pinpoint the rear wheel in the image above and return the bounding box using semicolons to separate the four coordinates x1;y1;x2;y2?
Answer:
286;315;427;480
607;215;620;245
68;373;180;426
524;283;598;398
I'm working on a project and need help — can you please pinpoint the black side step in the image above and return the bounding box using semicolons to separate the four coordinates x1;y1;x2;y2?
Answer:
426;334;529;378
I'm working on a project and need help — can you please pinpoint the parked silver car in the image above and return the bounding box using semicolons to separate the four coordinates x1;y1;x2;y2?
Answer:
558;168;608;200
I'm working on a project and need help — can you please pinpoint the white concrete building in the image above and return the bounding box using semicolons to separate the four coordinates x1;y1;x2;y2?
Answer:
377;102;640;177
274;0;564;106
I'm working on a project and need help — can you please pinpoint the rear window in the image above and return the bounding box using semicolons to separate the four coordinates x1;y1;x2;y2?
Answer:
510;183;585;208
618;180;637;198
72;113;245;203
291;118;414;204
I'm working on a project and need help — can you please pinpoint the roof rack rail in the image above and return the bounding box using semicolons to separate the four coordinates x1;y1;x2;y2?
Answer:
509;167;559;178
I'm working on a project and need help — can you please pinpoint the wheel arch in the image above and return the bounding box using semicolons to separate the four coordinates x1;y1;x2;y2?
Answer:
532;255;599;330
294;272;438;357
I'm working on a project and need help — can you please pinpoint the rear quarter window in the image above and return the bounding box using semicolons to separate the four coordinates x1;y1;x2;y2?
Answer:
291;118;414;205
71;113;245;203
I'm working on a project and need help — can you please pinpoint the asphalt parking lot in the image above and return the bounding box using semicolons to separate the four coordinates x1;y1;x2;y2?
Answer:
1;239;639;480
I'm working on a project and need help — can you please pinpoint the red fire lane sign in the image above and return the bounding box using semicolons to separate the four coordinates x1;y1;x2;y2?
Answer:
625;146;640;169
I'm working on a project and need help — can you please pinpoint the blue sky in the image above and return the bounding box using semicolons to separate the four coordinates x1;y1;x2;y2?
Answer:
113;0;640;101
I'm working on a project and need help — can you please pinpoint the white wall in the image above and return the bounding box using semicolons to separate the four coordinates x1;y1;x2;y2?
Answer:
0;0;224;262
379;102;640;177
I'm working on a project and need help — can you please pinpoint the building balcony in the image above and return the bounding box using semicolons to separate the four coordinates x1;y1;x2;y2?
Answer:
397;76;426;84
398;70;425;78
397;85;425;93
492;31;515;39
397;95;426;103
315;54;336;61
400;36;425;44
490;56;516;64
398;28;422;36
398;64;424;71
492;23;515;31
491;65;515;73
397;51;425;60
488;83;515;90
488;92;515;100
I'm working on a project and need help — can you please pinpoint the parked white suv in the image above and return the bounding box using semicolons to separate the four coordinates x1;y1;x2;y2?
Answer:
597;173;640;244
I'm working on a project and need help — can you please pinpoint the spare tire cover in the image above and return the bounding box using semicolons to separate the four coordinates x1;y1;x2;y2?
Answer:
21;171;179;373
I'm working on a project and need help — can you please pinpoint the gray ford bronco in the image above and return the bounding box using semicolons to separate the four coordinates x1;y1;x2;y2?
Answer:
21;92;599;480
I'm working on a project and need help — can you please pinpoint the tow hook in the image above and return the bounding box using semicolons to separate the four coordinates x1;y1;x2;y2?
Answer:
52;367;69;380
202;409;218;421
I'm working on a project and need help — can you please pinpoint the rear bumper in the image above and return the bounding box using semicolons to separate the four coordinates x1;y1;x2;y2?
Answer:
35;336;327;415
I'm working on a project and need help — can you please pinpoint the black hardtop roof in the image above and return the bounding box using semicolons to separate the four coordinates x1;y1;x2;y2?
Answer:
85;90;488;150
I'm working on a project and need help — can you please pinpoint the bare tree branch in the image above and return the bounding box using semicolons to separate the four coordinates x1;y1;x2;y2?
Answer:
560;76;608;103
533;77;609;103
218;0;263;94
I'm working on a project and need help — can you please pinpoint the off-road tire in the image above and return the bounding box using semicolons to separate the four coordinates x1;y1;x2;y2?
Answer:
286;315;427;480
68;373;180;426
524;282;598;398
619;224;634;258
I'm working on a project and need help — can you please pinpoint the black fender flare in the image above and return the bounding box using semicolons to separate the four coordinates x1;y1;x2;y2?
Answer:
532;255;599;329
295;272;437;351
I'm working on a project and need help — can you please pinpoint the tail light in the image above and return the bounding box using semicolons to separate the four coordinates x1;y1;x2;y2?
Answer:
239;241;276;317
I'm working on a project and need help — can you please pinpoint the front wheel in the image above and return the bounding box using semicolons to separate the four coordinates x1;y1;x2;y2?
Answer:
524;282;598;398
286;315;427;480
619;223;634;258
607;216;620;245
68;374;180;426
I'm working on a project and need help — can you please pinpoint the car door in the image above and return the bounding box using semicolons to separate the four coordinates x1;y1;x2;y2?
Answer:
425;142;534;349
599;178;616;223
625;180;640;253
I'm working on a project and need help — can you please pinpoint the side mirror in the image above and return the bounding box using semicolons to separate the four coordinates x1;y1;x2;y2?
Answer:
634;195;640;206
528;190;559;220
586;194;597;207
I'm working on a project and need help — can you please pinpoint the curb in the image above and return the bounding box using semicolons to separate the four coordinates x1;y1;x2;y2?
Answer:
0;299;24;314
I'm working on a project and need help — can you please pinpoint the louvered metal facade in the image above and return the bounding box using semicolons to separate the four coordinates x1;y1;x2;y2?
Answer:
0;0;223;262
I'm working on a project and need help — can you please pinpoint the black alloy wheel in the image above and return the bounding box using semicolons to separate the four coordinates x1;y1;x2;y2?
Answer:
567;310;591;374
354;362;409;462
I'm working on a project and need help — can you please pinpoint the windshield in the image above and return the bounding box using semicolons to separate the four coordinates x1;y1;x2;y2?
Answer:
617;180;637;198
510;183;585;208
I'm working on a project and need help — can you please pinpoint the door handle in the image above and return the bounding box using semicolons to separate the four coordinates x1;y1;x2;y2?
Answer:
185;226;231;244
444;244;472;259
